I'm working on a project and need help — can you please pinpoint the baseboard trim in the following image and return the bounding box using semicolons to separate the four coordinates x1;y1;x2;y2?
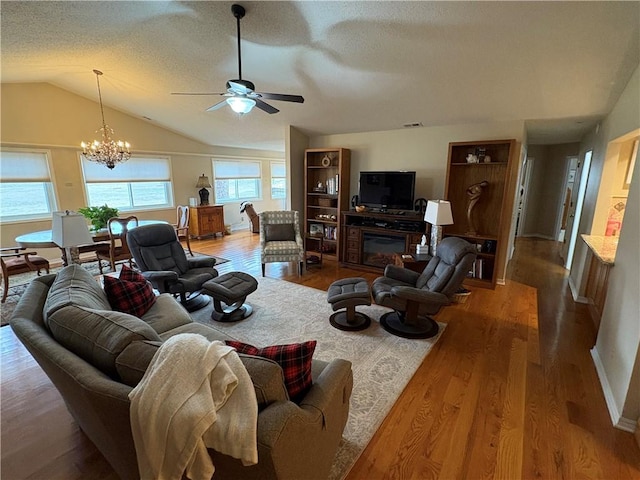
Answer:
590;347;636;432
568;275;589;303
497;278;506;286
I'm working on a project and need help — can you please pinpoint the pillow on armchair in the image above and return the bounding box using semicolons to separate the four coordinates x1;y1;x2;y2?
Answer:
264;224;295;242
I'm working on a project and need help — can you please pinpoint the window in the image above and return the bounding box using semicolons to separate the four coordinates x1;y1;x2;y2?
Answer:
0;149;57;222
213;159;261;202
82;155;173;210
270;162;286;199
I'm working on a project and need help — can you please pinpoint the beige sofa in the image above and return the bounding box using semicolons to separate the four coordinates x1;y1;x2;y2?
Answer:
10;265;352;480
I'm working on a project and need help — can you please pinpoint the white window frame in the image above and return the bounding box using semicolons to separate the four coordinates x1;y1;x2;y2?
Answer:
212;157;262;203
270;161;286;200
0;147;58;223
81;154;174;211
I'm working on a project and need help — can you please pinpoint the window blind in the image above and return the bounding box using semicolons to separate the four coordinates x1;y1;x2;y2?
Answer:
214;160;261;179
82;156;171;182
0;151;51;182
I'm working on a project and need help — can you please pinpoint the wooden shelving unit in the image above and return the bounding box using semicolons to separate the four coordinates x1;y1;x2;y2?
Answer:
444;139;516;289
304;148;350;262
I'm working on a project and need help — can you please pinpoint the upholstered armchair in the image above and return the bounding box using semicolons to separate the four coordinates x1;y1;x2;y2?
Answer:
259;210;304;276
127;223;218;311
372;236;476;338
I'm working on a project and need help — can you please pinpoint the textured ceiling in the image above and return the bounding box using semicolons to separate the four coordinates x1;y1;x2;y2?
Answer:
2;1;639;151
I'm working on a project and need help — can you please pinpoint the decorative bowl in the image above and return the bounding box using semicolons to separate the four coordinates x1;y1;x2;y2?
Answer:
355;205;367;213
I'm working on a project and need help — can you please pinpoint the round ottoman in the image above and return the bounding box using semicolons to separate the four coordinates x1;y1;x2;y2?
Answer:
327;277;371;331
202;271;258;322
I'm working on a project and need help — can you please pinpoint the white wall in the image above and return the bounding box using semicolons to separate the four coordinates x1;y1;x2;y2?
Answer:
1;83;285;260
572;65;640;428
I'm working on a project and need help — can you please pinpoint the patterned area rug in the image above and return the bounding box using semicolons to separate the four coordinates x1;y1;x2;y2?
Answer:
190;276;444;480
0;253;229;327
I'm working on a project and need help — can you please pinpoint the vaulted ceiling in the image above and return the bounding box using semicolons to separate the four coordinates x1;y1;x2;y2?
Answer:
2;1;639;151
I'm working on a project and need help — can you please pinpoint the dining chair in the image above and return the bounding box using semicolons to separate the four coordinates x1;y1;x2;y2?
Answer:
96;216;139;274
173;205;193;256
1;247;50;303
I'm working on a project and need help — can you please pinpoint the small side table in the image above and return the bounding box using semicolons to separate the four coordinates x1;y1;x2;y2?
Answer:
394;252;431;273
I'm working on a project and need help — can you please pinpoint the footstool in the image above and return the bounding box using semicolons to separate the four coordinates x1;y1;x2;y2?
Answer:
202;271;258;322
327;277;371;331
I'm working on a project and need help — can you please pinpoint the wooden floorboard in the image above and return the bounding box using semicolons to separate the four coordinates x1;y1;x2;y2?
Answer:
1;233;638;479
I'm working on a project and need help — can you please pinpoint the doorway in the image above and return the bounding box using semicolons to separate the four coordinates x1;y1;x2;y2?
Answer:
564;150;592;270
557;156;578;246
516;156;534;236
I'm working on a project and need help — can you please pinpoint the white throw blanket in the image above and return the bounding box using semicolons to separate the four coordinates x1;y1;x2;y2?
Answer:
129;334;258;480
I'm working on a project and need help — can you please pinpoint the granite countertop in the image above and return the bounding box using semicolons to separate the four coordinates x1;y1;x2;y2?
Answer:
581;234;618;265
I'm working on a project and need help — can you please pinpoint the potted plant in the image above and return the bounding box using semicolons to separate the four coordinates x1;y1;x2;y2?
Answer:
78;205;119;231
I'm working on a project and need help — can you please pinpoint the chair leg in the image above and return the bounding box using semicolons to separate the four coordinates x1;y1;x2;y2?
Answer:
261;263;266;277
185;234;193;256
2;274;8;303
299;261;304;276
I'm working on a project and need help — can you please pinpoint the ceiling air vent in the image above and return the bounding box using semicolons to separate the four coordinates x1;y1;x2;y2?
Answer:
403;122;423;128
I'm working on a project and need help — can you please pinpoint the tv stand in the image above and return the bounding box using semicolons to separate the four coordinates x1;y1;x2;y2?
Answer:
341;210;428;272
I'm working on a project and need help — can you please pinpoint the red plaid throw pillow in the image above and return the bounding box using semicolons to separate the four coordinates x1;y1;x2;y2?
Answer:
226;340;316;402
103;265;156;318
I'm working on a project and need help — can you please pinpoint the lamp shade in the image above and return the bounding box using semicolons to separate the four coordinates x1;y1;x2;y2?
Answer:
52;211;92;247
424;200;454;226
195;174;212;188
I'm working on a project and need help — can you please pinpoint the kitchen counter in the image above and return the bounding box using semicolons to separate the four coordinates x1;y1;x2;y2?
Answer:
581;234;617;265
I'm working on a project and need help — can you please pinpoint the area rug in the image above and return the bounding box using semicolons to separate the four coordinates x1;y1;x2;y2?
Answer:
0;253;229;326
190;276;445;480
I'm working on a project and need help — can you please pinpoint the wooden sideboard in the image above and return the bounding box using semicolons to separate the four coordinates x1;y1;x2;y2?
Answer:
189;205;225;239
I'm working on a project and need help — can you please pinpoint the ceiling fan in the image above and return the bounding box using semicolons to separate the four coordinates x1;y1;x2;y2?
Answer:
172;3;304;115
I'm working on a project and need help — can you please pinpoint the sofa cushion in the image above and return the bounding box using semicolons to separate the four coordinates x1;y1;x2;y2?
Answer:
47;304;162;379
116;337;289;409
226;340;316;402
140;294;193;334
104;265;156;317
44;264;111;326
116;340;162;387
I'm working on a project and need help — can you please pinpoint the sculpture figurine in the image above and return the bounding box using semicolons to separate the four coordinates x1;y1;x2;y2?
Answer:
466;180;489;235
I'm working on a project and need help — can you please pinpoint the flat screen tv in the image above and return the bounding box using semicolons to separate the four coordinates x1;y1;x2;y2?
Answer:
358;171;416;211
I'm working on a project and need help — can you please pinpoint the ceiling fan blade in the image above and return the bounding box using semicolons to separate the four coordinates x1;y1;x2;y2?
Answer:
228;80;253;95
206;99;229;112
254;99;279;114
258;92;305;103
171;92;226;96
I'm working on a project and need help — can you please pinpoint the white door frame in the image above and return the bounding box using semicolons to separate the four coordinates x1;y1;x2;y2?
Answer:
566;150;593;270
516;156;534;237
555;156;579;242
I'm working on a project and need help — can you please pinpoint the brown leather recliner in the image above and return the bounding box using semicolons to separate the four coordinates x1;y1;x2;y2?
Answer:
372;236;477;339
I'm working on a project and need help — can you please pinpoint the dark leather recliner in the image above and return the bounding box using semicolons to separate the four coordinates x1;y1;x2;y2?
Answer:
372;236;477;339
127;223;218;311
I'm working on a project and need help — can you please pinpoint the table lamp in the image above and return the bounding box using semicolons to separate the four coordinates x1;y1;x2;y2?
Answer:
52;211;93;265
196;174;212;206
424;200;454;256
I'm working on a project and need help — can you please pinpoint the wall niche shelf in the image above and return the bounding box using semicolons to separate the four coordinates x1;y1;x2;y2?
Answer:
444;139;517;289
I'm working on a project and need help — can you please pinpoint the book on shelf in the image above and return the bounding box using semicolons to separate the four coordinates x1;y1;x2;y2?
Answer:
467;258;485;279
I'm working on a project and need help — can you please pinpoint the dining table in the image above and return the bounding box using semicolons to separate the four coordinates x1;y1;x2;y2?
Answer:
16;219;167;266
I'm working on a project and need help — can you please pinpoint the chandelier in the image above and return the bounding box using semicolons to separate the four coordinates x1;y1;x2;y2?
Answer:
80;69;131;169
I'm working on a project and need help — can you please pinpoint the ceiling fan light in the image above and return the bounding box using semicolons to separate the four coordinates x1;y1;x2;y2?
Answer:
227;97;256;114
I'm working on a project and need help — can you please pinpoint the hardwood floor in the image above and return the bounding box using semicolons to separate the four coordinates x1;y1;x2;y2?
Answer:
1;233;638;479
